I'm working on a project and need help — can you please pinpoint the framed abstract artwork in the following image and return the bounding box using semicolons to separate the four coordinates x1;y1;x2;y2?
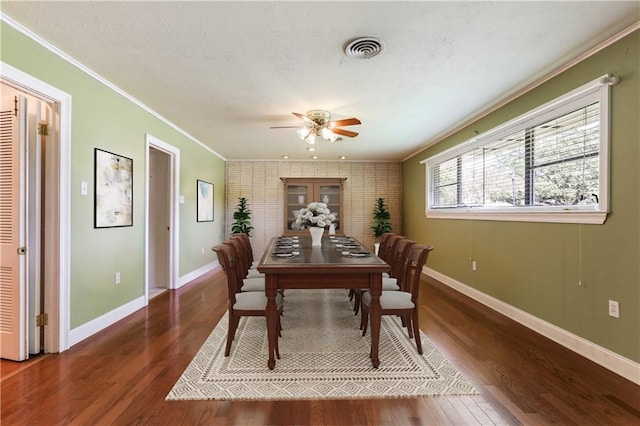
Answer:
197;179;214;222
94;148;133;228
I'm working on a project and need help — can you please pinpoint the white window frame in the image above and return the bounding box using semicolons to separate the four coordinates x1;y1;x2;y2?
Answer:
421;74;614;224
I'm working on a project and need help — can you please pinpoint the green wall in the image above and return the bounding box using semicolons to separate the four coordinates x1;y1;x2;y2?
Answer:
1;23;226;329
403;31;639;362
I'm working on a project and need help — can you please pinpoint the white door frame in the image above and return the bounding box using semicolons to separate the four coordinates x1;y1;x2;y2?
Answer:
145;134;180;302
1;61;72;353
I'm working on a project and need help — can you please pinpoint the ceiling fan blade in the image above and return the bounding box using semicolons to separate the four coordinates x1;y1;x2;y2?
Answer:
331;128;359;138
329;117;361;127
292;112;314;124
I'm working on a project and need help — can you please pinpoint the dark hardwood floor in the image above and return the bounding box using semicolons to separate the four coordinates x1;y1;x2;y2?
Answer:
2;269;638;425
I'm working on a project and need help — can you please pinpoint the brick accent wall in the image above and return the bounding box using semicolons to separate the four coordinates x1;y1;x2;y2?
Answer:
226;161;403;258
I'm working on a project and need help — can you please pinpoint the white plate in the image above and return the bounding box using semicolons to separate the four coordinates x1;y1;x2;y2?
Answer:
349;252;369;257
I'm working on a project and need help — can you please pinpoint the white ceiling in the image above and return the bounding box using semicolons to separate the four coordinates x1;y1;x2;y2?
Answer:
2;1;639;161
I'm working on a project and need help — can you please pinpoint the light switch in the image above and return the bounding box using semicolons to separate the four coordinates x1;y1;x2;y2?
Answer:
179;195;185;204
81;181;88;195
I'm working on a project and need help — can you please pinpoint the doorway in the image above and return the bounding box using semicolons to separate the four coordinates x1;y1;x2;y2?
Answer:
145;134;179;301
1;63;71;359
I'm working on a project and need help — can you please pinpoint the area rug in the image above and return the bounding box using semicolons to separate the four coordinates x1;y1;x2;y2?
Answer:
166;289;477;401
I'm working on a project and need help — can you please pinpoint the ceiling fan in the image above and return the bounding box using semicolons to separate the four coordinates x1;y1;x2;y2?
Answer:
270;110;361;144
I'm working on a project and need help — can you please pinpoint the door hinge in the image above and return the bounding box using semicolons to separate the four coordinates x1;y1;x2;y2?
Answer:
36;313;48;327
17;246;27;255
38;122;50;136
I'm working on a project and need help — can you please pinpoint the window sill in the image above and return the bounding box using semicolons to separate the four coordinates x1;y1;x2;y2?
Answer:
426;209;607;224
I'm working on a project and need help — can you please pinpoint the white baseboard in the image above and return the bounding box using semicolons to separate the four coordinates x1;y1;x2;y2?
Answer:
176;261;220;289
68;295;146;347
424;267;640;386
68;262;220;348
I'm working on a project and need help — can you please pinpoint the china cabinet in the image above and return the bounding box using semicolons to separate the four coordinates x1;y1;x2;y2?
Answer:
281;177;346;235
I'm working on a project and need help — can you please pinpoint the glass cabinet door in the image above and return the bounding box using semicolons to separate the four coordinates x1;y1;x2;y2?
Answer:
281;178;345;235
286;184;310;231
317;184;341;231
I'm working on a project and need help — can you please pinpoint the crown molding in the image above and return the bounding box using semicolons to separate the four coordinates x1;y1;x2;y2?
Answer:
0;12;226;161
403;21;640;163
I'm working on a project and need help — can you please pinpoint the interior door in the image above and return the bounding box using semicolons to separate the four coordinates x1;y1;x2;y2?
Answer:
27;99;45;354
0;94;28;361
148;147;169;293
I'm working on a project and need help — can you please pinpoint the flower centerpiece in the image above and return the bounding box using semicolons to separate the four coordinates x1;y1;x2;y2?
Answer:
295;202;336;228
295;202;336;246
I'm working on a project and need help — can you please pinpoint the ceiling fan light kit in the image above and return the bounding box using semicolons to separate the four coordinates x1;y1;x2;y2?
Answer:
269;36;377;151
271;109;361;146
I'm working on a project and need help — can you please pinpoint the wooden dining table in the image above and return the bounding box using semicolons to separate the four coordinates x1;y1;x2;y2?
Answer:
257;235;391;370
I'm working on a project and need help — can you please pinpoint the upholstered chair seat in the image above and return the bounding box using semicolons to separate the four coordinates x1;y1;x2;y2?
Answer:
361;244;434;354
381;277;400;291
361;290;412;310
212;243;283;357
234;291;283;311
241;277;265;292
352;238;414;315
246;269;263;279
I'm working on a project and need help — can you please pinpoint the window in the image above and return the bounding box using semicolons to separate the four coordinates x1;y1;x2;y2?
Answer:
422;75;614;224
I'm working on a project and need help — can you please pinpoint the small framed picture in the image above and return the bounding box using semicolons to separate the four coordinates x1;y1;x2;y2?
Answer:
94;148;133;228
197;179;214;222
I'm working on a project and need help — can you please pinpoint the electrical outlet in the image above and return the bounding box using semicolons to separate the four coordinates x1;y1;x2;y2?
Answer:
80;181;88;195
472;260;477;271
201;247;205;254
608;300;619;318
115;272;121;284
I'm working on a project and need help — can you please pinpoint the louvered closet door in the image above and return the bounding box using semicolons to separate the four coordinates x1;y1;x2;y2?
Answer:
0;95;26;361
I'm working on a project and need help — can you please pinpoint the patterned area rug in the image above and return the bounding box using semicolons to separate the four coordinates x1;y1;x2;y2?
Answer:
167;289;477;400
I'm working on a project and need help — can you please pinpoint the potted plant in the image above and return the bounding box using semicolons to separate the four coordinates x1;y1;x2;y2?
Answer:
231;197;254;236
371;197;392;248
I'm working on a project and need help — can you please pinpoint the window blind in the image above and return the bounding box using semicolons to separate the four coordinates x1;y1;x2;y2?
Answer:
423;74;612;223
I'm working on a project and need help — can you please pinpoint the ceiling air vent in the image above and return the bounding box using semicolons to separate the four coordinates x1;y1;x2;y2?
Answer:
344;37;386;59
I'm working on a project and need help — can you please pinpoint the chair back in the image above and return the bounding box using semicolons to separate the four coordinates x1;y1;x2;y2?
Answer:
233;233;254;264
405;245;434;300
390;238;415;280
377;232;396;260
384;235;405;271
212;244;241;308
224;238;248;278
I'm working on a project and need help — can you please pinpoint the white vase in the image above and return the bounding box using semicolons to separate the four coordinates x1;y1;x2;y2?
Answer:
329;223;336;235
309;226;324;246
